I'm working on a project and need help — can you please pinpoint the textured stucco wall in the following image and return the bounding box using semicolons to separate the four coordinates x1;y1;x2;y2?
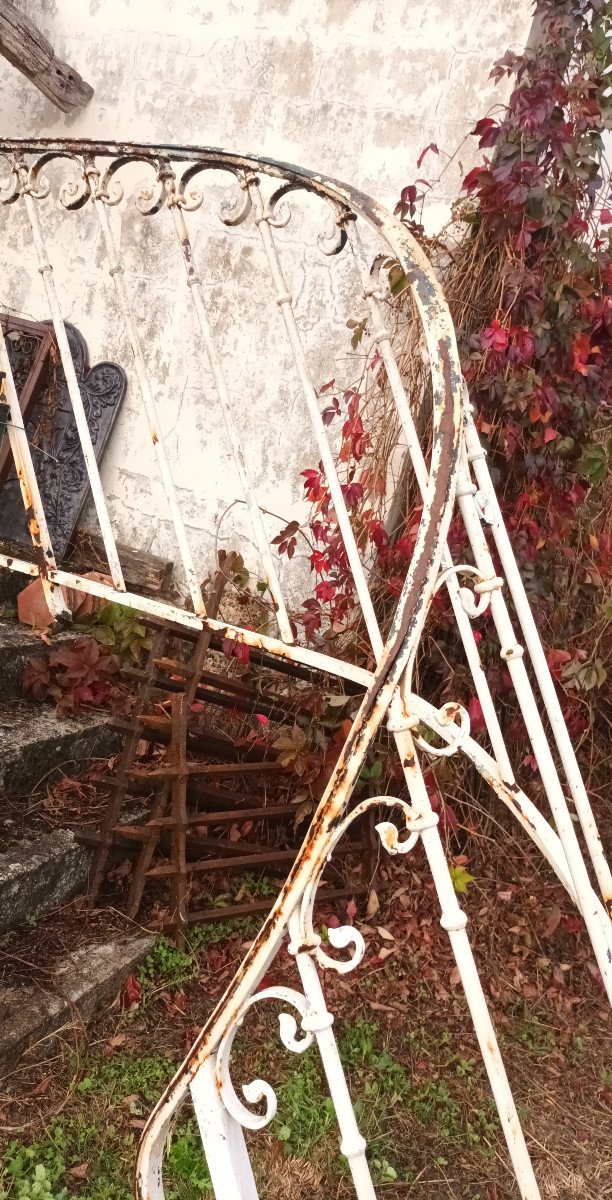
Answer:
0;0;533;604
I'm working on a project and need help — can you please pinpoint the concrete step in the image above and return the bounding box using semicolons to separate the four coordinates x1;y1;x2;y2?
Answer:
0;828;91;933
0;929;154;1074
0;697;117;796
0;618;78;700
0;564;25;606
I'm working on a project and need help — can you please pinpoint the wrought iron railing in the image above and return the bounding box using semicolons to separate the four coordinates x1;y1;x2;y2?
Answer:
0;140;610;1200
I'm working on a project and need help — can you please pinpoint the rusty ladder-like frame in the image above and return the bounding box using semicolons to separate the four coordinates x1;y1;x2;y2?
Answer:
0;141;610;1200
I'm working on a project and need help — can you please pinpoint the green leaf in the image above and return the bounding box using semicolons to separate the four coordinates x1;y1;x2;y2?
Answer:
577;441;608;484
347;317;367;350
388;266;408;296
92;626;116;646
450;865;475;894
369;759;383;781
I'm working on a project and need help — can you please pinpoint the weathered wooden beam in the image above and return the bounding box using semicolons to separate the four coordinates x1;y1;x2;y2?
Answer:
0;1;93;112
69;530;174;596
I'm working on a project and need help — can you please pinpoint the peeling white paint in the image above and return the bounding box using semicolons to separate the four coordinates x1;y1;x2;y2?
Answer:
0;1;532;600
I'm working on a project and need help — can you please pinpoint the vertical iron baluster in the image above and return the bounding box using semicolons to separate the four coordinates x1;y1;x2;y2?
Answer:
246;172;383;656
346;222;612;1001
162;167;294;643
16;160;126;592
0;325;69;618
83;156;206;617
463;399;612;913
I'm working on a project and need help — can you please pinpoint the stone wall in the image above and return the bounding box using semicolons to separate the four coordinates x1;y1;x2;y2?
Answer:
0;0;533;606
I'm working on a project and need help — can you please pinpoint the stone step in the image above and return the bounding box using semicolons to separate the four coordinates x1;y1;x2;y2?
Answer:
0;929;154;1074
0;564;25;606
0;828;91;933
0;618;78;700
0;697;117;796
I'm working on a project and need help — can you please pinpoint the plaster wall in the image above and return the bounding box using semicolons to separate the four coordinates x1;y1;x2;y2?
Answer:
0;0;533;608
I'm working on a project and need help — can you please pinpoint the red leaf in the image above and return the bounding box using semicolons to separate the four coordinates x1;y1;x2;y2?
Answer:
563;915;582;935
468;696;486;733
416;142;439;170
123;974;142;1009
571;332;591;376
346;897;357;919
480;319;508;353
256;973;277;993
254;713;269;726
600;208;612;225
543;426;558;443
462;165;485;193
545;648;572;677
471;118;500;148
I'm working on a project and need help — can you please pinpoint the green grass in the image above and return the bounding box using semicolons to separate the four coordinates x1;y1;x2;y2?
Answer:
265;1017;500;1184
0;1016;502;1198
0;1051;212;1200
137;938;196;993
136;919;259;995
76;1051;176;1105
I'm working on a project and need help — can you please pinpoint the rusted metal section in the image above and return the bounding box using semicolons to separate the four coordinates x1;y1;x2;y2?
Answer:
85;594;373;939
87;555;235;913
0;323;69;618
0;315;54;491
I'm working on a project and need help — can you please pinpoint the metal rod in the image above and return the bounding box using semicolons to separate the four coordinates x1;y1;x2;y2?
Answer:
463;398;612;914
247;173;383;657
83;156;206;617
346;222;514;781
0;549;374;688
0;326;68;618
18;167;126;592
164;170;294;644
455;442;612;1000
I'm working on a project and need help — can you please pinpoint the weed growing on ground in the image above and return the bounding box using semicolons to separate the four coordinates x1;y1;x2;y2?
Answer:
189;917;257;951
0;1052;213;1200
138;939;195;993
76;1052;176;1105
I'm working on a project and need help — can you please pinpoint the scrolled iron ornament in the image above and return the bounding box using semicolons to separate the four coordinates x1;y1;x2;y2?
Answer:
215;986;314;1129
263;182;293;229
295;795;419;975
219;171;253;227
413;699;471;759
432;561;501;618
171;161;253;221
16;155;50;201
94;153;168;209
317;202;349;256
0;154;21;204
135;158;170;216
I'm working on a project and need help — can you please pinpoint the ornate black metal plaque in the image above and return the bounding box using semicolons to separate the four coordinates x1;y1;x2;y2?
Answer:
0;321;127;559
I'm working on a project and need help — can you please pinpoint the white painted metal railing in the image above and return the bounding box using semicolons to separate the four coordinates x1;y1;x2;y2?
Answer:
0;140;610;1200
